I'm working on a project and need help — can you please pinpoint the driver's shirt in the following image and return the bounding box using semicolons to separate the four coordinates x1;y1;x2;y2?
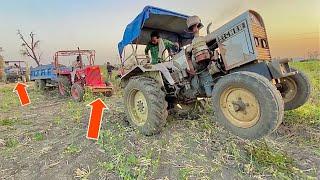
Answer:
145;39;174;64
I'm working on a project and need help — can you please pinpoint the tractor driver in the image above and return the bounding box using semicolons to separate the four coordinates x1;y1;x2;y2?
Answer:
71;55;82;83
186;15;204;37
145;31;178;65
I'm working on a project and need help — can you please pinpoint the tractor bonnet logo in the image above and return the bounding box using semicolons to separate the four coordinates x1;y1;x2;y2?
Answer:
217;21;247;43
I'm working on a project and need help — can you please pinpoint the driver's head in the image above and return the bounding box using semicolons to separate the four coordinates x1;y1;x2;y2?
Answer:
150;31;160;45
186;16;204;34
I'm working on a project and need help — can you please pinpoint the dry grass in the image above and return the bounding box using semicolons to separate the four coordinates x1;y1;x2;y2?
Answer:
0;60;319;179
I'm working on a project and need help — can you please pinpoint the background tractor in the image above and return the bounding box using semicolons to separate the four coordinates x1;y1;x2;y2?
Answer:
55;49;113;101
118;6;311;139
4;60;29;83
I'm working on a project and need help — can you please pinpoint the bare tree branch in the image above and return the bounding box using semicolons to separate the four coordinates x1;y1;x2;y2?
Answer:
34;40;40;48
25;48;33;58
30;32;34;49
17;30;41;66
38;51;43;61
18;30;33;51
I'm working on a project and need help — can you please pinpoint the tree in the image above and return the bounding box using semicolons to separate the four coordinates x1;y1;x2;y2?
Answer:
0;47;4;81
17;30;41;66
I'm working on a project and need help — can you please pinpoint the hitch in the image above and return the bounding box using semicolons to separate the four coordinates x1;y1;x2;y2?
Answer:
267;60;297;79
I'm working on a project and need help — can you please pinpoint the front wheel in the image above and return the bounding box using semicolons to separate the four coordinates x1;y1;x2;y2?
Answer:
212;71;284;139
71;83;84;102
277;68;311;110
124;77;168;136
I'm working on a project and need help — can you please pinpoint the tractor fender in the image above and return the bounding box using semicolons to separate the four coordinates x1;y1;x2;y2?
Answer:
120;64;175;88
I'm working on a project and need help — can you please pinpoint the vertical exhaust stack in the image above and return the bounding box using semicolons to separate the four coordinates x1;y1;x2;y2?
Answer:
207;22;213;35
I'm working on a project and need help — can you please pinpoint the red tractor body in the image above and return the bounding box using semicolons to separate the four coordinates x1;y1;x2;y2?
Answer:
54;49;113;101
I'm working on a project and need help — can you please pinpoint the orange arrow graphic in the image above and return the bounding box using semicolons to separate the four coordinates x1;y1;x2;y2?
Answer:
14;82;31;106
87;98;108;140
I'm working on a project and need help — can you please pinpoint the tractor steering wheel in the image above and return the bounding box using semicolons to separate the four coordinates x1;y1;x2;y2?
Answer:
139;58;149;65
161;50;173;62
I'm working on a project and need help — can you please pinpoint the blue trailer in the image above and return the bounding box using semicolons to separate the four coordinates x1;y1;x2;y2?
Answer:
30;63;58;90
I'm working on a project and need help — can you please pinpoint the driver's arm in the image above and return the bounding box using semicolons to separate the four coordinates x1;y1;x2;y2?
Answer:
164;39;178;54
145;44;151;63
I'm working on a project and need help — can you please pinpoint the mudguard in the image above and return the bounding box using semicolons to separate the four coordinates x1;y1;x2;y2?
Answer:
120;63;176;88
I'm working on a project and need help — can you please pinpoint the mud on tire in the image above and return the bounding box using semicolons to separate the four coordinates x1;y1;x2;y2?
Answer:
212;71;284;139
124;76;168;136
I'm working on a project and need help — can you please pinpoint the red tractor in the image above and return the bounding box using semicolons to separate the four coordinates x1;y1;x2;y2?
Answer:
54;49;113;101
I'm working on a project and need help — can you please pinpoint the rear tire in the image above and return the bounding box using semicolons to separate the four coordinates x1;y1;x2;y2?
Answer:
58;76;71;97
38;80;46;91
7;77;15;83
278;68;311;110
124;76;168;136
34;80;39;89
71;83;84;102
212;71;284;139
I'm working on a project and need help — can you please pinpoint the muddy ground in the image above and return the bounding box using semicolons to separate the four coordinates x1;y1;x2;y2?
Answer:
0;61;320;179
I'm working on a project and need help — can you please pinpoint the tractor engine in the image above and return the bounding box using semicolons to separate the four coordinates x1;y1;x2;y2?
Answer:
171;36;220;103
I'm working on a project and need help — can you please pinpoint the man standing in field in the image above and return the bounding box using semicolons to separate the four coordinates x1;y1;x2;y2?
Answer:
106;62;115;80
145;31;178;64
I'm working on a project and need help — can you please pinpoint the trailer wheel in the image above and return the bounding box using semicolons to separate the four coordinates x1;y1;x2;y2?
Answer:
34;80;39;90
58;76;71;97
35;80;46;91
124;76;168;136
278;68;311;110
71;83;84;102
6;77;13;83
7;76;15;83
212;71;284;139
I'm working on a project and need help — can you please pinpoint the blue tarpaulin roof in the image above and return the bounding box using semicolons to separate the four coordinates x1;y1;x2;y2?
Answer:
118;6;191;57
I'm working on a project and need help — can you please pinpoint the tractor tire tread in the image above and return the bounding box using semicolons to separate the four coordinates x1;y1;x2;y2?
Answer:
284;68;311;110
212;71;284;139
124;76;168;136
58;76;71;97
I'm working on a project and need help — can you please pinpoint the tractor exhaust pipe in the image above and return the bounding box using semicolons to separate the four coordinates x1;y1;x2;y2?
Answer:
207;22;212;35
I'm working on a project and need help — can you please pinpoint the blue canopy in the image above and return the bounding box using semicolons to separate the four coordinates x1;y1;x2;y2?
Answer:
118;6;192;57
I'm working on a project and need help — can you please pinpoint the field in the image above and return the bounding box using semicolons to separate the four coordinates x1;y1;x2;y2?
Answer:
0;61;319;179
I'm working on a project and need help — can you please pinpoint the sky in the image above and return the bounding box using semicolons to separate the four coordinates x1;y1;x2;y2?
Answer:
0;0;319;66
